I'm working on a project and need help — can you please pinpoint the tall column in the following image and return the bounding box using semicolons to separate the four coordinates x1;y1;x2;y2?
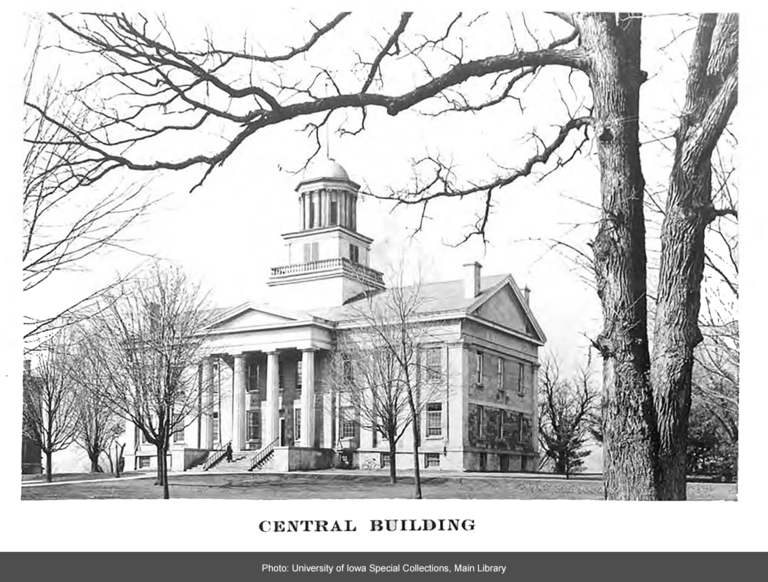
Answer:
300;349;316;448
201;358;214;448
232;354;247;451
266;351;280;444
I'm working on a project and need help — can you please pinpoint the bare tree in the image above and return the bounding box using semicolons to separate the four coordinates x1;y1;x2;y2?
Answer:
538;354;599;478
327;277;445;487
22;332;80;482
69;334;126;473
23;23;153;342
76;263;212;499
43;12;738;499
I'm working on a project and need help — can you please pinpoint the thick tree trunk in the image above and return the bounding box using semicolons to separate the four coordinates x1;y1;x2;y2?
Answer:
88;450;102;473
652;14;738;500
577;13;659;500
388;438;397;484
45;450;53;483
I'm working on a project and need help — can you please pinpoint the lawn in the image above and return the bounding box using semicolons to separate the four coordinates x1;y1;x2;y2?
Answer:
21;472;737;501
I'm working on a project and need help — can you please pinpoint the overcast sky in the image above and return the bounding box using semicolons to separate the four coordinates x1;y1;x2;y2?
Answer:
17;10;719;375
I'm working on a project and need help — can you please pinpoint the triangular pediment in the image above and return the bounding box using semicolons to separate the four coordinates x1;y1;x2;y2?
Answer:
469;279;546;343
209;304;299;331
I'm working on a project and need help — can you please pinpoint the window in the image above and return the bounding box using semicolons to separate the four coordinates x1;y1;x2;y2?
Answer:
212;412;220;443
476;352;484;386
247;411;260;441
330;200;338;226
349;244;359;263
517;363;526;396
138;457;151;469
212;361;220;397
478;406;485;438
497;358;505;389
426;403;442;437
425;453;441;468
380;453;391;468
294;408;301;441
426;348;441;381
519;412;525;443
340;406;356;439
248;362;260;395
173;417;184;443
139;428;148;445
303;242;319;263
279;362;284;394
296;360;302;393
342;354;354;385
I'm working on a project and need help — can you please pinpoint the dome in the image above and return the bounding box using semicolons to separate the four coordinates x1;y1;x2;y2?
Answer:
302;158;350;182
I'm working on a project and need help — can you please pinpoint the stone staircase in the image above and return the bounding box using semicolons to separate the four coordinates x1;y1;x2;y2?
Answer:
195;438;278;473
202;453;256;473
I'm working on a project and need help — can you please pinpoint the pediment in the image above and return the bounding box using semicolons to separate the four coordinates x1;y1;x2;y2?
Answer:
210;305;298;331
470;280;546;343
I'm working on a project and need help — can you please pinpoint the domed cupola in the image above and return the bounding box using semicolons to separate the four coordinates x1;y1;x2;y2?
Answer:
295;158;359;232
267;157;385;309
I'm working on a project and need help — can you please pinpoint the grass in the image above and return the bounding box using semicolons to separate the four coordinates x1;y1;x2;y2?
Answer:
21;471;737;501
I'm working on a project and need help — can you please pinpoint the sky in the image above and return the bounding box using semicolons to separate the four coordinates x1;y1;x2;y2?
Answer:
3;3;767;554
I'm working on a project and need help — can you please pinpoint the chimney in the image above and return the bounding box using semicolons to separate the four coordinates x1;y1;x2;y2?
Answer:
523;285;531;305
463;262;482;299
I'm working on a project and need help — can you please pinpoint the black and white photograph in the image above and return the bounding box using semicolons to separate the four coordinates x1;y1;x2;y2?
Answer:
4;4;764;556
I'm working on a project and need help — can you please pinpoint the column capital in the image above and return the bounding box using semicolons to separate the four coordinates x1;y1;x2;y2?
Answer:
301;347;319;353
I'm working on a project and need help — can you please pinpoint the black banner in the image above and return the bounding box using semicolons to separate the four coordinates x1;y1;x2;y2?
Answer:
0;552;764;581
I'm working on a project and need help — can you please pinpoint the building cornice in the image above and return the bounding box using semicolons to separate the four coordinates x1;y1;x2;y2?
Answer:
281;226;374;246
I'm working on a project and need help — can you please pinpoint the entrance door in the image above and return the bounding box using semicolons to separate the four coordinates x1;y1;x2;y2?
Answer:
279;417;286;447
500;454;509;473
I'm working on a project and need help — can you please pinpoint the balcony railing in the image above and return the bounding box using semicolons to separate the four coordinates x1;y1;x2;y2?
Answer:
270;258;384;285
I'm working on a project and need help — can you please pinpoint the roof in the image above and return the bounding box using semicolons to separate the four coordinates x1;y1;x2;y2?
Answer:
300;158;350;182
310;274;509;321
206;274;546;344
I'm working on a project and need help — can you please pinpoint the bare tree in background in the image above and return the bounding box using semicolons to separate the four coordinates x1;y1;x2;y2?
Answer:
327;276;445;487
538;354;599;478
41;12;738;499
76;263;212;499
69;333;125;473
22;332;80;482
23;25;152;342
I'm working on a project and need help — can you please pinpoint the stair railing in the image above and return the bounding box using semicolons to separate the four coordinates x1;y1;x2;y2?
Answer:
202;445;228;471
249;437;279;471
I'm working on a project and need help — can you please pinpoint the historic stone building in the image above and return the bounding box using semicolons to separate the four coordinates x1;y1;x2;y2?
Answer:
125;159;546;473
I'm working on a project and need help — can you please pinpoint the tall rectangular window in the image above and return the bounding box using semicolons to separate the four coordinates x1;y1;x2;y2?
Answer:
517;363;525;396
497;358;505;389
426;403;442;437
296;360;303;393
476;352;484;386
340;406;356;439
294;408;301;441
279;362;284;394
248;411;260;442
426;348;441;381
248;362;259;395
212;412;220;443
349;244;359;263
